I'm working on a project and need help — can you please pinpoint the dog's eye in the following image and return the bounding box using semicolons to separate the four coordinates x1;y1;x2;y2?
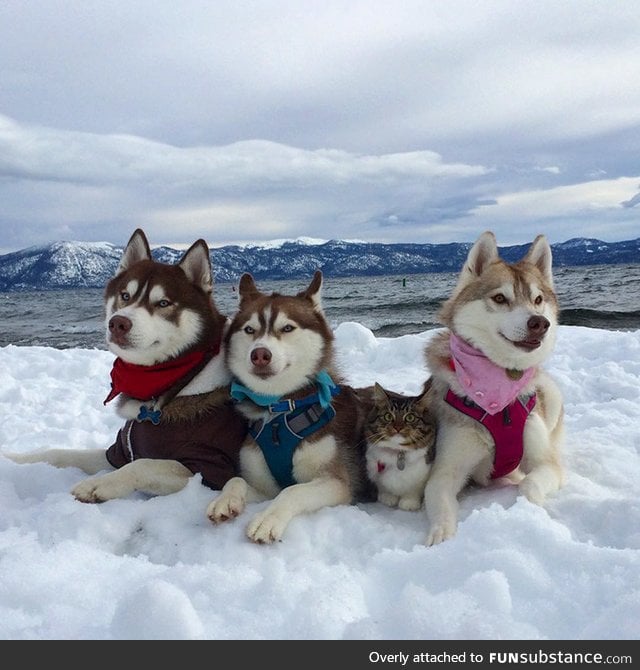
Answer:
492;293;508;305
282;324;296;333
244;325;255;335
534;295;543;306
157;299;171;308
120;291;130;302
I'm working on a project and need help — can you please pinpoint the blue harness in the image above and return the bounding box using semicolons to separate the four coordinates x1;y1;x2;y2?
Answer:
230;371;341;489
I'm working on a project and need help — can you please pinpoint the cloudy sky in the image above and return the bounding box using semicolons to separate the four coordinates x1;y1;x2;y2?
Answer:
1;1;639;254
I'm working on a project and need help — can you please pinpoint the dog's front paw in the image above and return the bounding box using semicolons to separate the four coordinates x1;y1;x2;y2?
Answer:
72;474;130;503
519;476;545;506
207;494;246;524
207;478;248;524
246;509;288;544
425;519;457;547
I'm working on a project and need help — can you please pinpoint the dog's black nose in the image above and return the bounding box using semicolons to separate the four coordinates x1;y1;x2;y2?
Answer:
109;315;132;336
251;347;272;368
527;315;550;335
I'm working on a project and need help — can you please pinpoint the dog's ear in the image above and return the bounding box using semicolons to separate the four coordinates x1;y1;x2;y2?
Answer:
453;230;498;293
179;239;213;294
523;234;554;287
238;273;261;305
299;270;323;311
116;228;151;275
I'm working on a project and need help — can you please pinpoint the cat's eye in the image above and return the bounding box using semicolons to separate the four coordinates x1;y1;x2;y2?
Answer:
404;412;417;423
383;411;394;423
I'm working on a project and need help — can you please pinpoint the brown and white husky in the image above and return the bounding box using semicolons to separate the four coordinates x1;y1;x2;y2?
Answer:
422;231;564;546
206;271;371;543
7;229;246;501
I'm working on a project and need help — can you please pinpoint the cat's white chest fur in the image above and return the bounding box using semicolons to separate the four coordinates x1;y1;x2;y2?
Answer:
365;440;432;511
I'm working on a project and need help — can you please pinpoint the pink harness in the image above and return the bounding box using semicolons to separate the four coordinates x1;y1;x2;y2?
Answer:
445;390;536;478
446;333;537;478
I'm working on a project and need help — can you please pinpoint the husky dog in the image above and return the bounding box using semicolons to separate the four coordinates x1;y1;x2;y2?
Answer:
7;229;246;501
422;231;564;546
206;271;371;544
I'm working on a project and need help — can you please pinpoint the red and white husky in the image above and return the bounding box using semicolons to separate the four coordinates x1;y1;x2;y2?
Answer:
422;231;565;545
206;271;371;543
8;229;246;501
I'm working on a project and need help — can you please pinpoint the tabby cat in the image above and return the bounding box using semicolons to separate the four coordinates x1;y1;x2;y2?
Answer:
363;381;437;511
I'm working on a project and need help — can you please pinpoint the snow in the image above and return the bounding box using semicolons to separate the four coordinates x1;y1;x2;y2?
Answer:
1;323;639;641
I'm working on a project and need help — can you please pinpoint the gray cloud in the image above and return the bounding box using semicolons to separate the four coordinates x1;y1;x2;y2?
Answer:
621;188;640;209
1;1;639;252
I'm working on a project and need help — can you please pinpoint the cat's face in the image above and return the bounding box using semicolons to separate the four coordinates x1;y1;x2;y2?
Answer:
364;383;437;453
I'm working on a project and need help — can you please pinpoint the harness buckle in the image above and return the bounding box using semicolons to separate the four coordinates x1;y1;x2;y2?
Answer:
267;398;296;414
269;398;296;413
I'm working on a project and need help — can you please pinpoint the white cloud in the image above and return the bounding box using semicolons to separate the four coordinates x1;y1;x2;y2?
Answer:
475;177;640;219
470;177;640;244
0;115;492;247
0;117;487;188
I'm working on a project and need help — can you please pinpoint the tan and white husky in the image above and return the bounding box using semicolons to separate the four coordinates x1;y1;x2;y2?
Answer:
422;231;564;546
7;229;246;501
206;271;371;544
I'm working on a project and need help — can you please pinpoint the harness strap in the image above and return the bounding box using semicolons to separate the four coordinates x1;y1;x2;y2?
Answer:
249;401;337;489
445;390;537;479
266;385;340;413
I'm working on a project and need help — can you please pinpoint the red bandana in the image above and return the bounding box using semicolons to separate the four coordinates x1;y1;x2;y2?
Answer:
103;341;220;405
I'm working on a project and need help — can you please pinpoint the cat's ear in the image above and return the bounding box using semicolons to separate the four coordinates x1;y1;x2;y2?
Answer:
373;382;388;403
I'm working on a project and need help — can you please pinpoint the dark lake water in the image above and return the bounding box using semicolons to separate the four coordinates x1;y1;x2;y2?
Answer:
1;264;639;349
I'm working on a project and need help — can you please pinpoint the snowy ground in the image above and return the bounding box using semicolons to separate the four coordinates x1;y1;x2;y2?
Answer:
0;323;639;640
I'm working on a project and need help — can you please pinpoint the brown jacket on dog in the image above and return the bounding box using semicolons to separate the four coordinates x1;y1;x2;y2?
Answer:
106;390;247;490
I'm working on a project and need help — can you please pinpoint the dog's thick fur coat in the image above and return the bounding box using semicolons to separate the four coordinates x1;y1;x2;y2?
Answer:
422;231;564;546
207;271;371;543
7;229;246;501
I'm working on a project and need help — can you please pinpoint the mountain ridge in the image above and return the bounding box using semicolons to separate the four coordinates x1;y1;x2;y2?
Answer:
1;236;639;290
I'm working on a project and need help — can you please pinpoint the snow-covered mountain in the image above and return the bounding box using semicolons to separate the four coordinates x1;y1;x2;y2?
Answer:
0;237;638;290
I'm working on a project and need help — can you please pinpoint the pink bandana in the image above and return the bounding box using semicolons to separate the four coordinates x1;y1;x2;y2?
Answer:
449;333;536;415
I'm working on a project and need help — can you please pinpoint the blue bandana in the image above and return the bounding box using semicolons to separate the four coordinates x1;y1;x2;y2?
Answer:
230;370;339;412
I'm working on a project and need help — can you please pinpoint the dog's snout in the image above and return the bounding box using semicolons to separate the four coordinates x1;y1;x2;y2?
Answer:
109;315;132;336
527;315;550;336
251;347;272;368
